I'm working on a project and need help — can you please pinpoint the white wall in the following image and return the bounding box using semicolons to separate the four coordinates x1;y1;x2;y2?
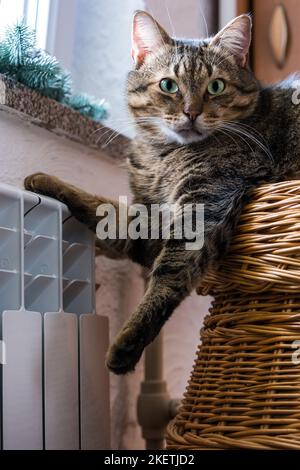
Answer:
146;0;218;38
219;0;237;28
71;0;145;137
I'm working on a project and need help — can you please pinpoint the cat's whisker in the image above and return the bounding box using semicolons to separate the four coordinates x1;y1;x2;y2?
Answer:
100;118;159;146
95;127;117;142
97;126;130;146
210;44;227;69
91;116;138;139
223;126;256;154
217;127;242;148
95;124;131;141
226;120;270;147
231;124;271;153
146;5;168;50
212;53;231;69
164;2;180;63
219;125;255;155
97;128;120;145
90;125;108;138
209;48;219;70
222;122;274;163
101;126;132;147
211;131;222;147
198;4;209;38
221;124;274;164
144;5;172;68
94;116;158;143
96;121;137;144
93;121;134;138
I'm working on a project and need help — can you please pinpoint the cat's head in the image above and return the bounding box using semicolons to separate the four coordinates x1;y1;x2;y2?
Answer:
127;11;260;145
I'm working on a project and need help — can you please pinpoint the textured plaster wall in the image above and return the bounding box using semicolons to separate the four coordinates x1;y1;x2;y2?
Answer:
69;0;217;449
72;0;145;137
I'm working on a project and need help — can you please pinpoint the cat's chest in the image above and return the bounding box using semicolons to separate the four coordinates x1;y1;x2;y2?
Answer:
128;147;186;204
129;163;180;204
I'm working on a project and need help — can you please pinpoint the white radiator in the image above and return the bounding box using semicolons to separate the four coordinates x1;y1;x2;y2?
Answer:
0;184;110;450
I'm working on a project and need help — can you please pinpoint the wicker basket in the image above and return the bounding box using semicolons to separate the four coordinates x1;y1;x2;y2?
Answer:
166;181;300;450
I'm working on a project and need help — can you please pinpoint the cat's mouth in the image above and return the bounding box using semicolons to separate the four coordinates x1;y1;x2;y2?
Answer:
175;126;209;144
159;120;210;144
178;128;202;137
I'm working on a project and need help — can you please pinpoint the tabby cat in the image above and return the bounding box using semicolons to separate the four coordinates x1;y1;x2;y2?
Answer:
25;11;300;374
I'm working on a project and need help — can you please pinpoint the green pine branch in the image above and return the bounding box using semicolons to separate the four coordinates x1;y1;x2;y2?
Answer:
0;21;108;122
4;22;36;67
64;93;109;121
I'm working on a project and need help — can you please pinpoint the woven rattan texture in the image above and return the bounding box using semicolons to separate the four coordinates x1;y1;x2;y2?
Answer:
167;181;300;450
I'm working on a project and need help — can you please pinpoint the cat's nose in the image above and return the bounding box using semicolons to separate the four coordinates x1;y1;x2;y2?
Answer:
183;109;200;122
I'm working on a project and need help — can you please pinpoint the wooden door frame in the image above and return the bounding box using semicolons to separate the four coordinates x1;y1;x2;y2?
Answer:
237;0;253;15
236;0;254;65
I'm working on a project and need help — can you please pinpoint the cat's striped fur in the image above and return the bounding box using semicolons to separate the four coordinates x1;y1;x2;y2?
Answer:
25;12;300;374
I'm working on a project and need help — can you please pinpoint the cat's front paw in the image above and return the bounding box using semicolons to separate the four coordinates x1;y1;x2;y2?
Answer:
106;331;144;375
24;172;54;194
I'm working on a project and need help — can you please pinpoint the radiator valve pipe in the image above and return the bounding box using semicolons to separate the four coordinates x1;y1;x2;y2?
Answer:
137;333;178;450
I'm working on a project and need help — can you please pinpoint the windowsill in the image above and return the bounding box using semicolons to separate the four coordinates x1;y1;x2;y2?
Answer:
0;74;130;161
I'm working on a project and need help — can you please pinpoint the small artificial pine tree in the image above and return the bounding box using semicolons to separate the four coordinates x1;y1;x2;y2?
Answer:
0;22;108;121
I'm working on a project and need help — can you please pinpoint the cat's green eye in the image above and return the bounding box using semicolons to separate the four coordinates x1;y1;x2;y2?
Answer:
159;78;179;94
207;79;225;96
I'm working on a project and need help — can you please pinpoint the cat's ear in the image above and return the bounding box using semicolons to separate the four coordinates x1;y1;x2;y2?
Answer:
210;14;252;67
132;10;173;66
